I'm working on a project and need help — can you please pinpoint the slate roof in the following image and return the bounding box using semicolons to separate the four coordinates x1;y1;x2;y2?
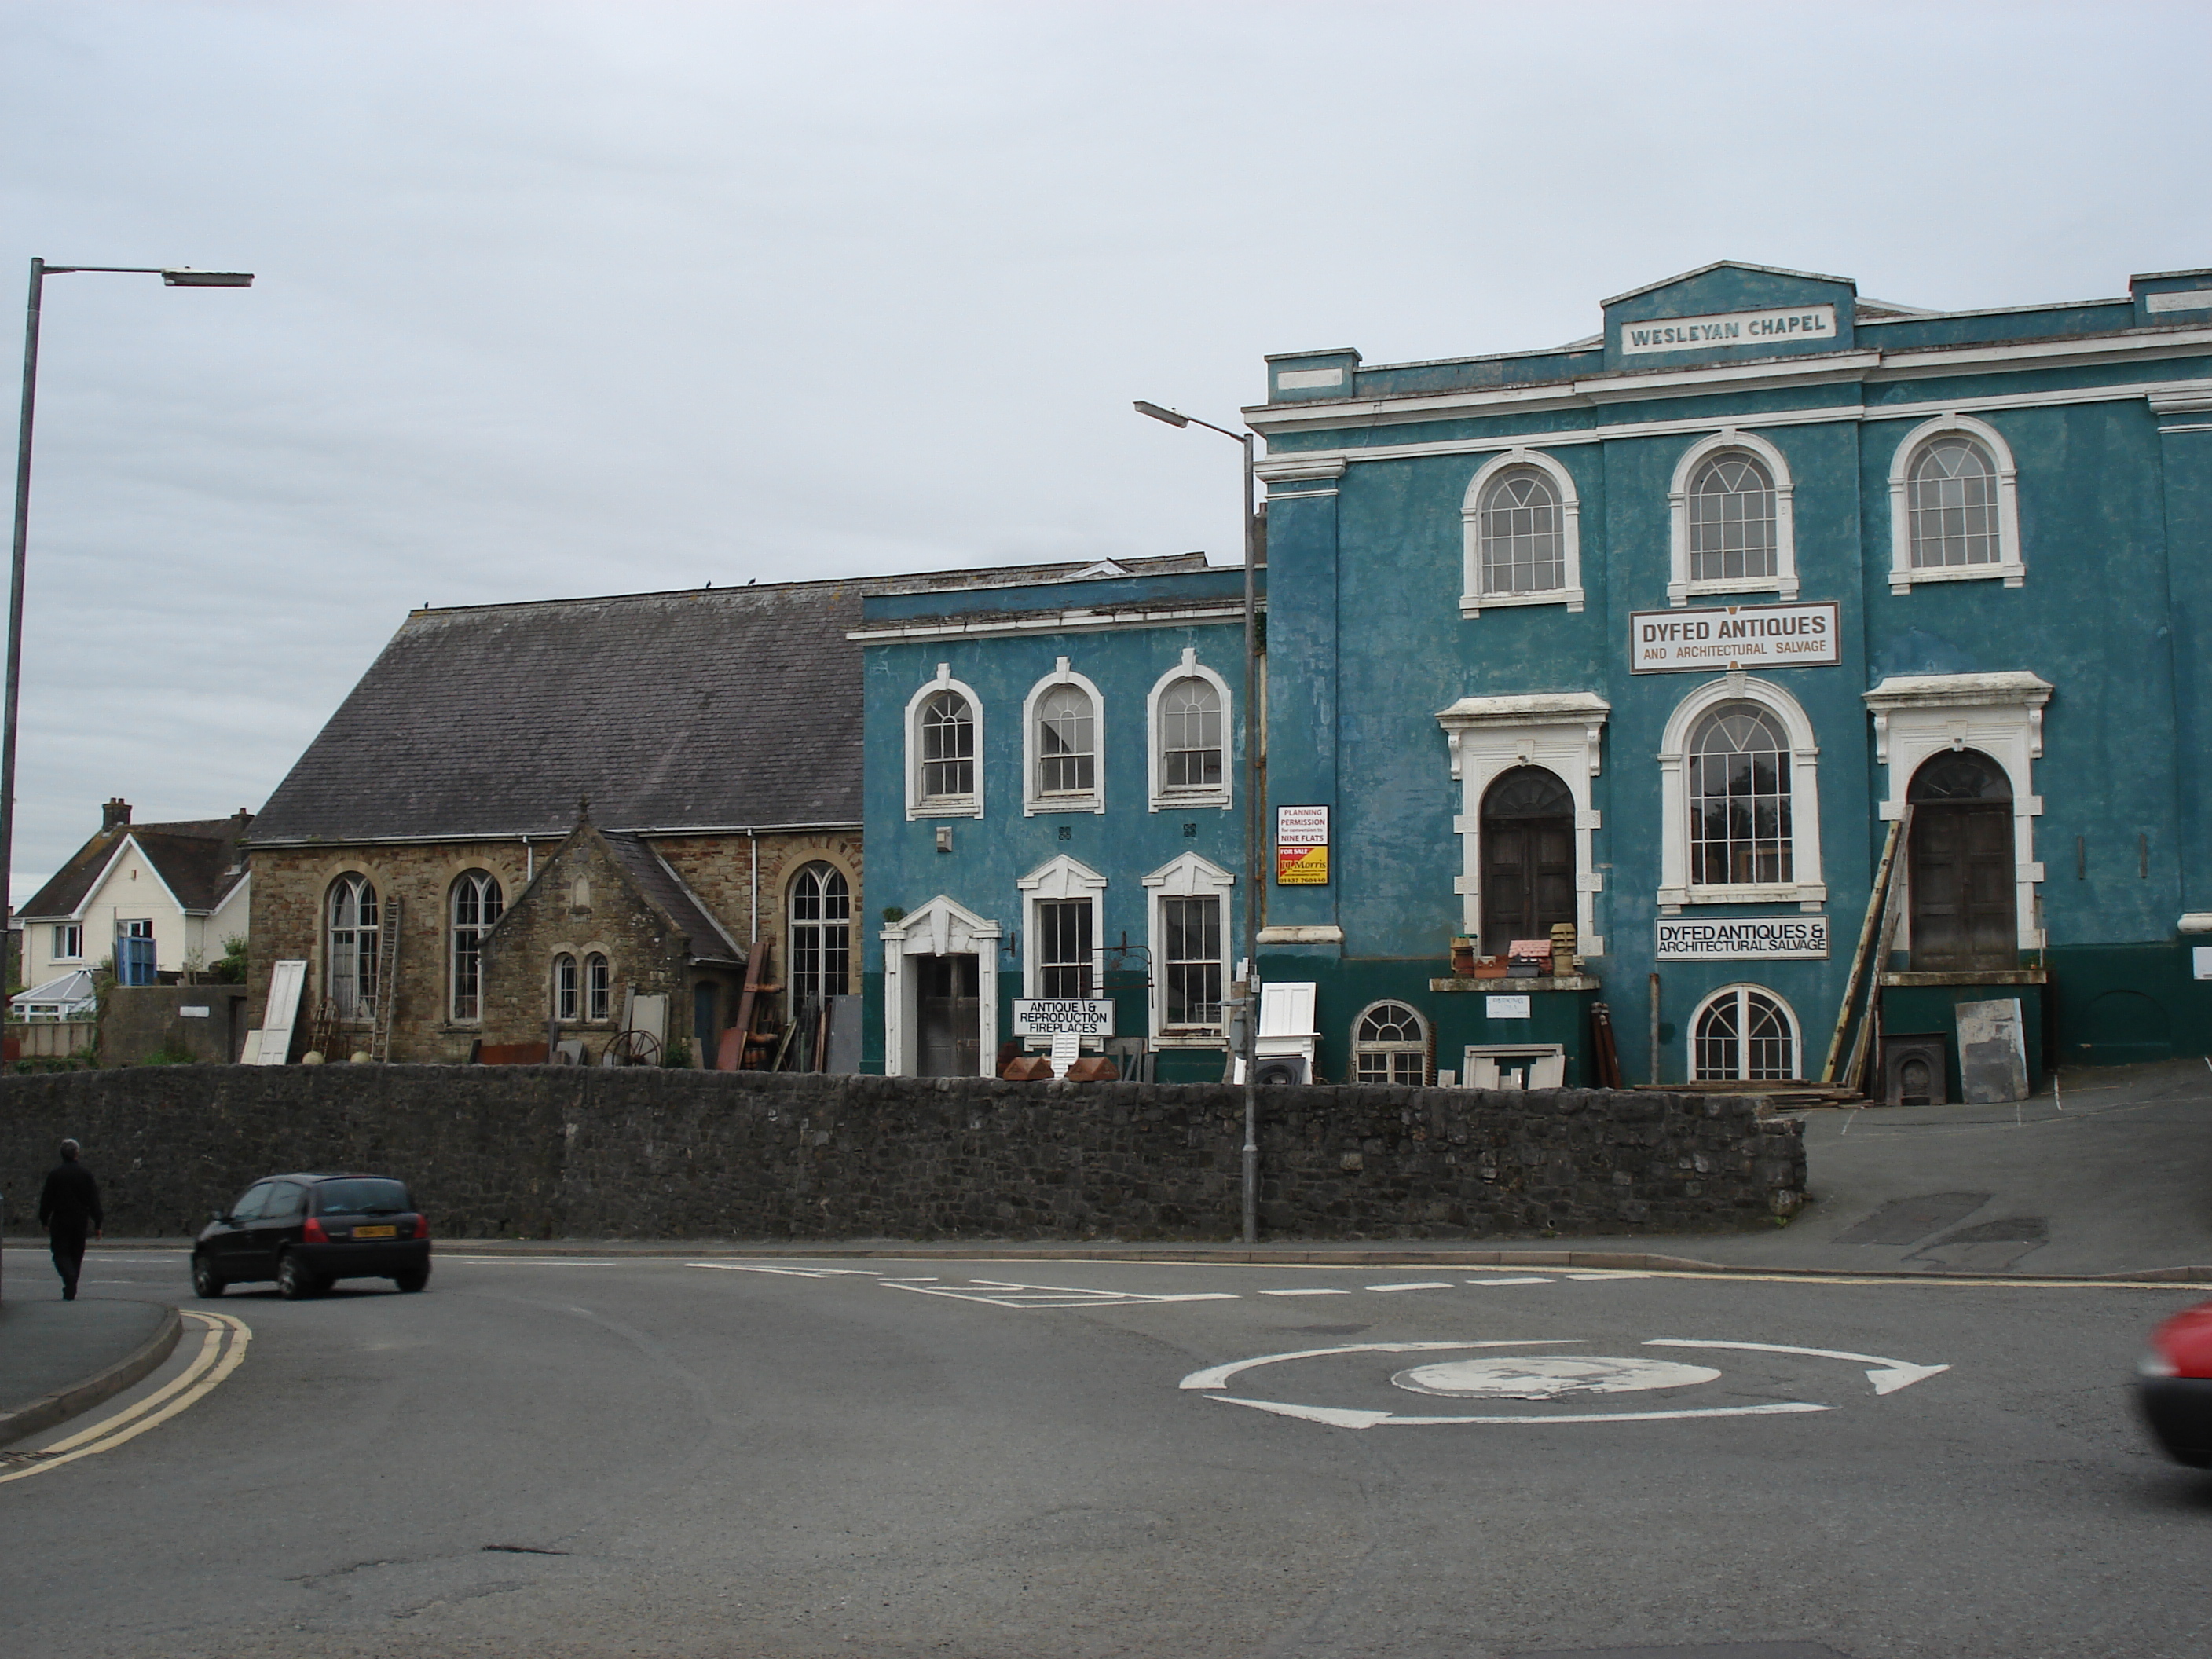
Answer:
602;832;747;965
19;813;252;921
251;559;1208;846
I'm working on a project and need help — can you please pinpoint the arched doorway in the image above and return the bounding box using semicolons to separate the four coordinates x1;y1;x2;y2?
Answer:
1907;749;2015;971
1481;767;1575;958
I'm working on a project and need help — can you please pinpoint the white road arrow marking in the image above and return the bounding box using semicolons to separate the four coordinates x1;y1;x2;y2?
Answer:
685;1263;884;1277
1179;1339;1569;1393
1210;1396;1829;1429
1644;1339;1950;1395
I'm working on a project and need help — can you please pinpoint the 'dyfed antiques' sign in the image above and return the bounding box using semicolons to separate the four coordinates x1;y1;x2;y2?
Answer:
1632;602;1839;672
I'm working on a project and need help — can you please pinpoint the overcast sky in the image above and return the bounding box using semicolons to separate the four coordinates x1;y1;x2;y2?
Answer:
2;0;2207;906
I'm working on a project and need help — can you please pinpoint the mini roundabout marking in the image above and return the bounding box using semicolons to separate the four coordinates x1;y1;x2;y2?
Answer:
1177;1337;1946;1430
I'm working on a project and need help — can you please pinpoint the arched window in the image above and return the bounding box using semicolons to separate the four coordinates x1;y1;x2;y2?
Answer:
1035;684;1095;797
1353;1002;1430;1086
1693;986;1798;1082
1907;435;2001;569
1687;452;1778;584
1689;703;1794;886
584;953;610;1022
1907;749;2016;971
449;870;504;1022
1148;650;1232;810
1885;416;2023;593
1478;766;1576;957
788;862;851;1037
1159;676;1222;791
552;954;579;1022
919;690;976;803
1478;468;1564;597
327;873;379;1020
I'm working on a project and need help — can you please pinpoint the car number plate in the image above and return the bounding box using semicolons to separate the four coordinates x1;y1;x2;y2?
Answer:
354;1225;397;1238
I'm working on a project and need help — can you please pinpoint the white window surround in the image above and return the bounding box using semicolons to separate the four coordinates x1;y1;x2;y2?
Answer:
1886;413;2024;595
1020;657;1106;816
1667;429;1800;607
53;923;82;961
879;893;1002;1079
1435;692;1610;956
1689;983;1803;1082
1864;672;2052;953
1460;448;1586;617
1657;671;1826;912
1147;647;1234;811
1142;850;1234;1046
905;663;984;821
1016;854;1108;1001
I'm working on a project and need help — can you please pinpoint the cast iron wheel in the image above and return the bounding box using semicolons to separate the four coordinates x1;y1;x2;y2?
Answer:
604;1029;662;1068
190;1254;225;1298
392;1265;430;1294
276;1251;324;1300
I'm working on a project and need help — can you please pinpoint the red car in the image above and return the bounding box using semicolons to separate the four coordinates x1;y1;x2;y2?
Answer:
2138;1299;2212;1467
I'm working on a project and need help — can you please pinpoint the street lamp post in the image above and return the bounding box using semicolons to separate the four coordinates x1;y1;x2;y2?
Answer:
4;261;253;999
1133;398;1262;1245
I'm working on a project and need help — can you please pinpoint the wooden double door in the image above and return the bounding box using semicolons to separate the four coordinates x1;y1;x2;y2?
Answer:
1907;749;2016;972
1481;767;1577;958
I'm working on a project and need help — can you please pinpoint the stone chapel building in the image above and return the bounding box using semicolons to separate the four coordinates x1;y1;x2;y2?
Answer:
244;580;866;1065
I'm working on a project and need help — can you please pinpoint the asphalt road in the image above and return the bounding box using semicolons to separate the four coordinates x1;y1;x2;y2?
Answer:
2;1247;2207;1659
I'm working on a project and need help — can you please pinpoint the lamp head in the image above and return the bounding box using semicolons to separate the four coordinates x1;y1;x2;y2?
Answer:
160;269;254;287
1133;400;1189;427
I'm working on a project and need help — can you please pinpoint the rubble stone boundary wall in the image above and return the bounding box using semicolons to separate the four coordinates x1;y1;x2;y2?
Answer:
0;1068;1804;1243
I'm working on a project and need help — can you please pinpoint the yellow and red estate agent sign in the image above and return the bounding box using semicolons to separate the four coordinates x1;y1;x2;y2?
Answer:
1276;804;1330;885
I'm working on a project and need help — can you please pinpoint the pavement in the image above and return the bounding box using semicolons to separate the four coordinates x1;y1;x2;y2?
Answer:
0;1295;179;1445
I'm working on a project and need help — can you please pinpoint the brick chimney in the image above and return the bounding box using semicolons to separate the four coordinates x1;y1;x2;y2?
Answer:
102;797;131;831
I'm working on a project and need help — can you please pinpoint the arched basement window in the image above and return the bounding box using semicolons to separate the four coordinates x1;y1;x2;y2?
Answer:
1693;985;1798;1082
1353;1001;1430;1086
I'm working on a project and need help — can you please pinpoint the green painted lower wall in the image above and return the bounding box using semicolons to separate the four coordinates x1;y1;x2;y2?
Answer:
2045;943;2212;1068
1876;982;2049;1099
859;945;2204;1084
1256;954;1596;1087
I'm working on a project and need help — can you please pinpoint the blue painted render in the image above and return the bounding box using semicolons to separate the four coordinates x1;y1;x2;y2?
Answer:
1245;259;2212;1086
858;566;1254;1079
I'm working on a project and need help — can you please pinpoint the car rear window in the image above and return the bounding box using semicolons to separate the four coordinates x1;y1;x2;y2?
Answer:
313;1179;412;1215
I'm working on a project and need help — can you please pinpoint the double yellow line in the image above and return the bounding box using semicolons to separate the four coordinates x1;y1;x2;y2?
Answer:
0;1310;252;1485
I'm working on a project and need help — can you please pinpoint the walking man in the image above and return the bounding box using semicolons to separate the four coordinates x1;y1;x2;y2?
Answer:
38;1138;104;1301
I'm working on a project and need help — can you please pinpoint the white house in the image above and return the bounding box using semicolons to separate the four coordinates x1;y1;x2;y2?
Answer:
14;799;254;993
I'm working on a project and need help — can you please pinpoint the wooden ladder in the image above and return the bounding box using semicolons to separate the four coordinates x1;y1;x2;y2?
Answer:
1819;808;1913;1089
369;898;403;1063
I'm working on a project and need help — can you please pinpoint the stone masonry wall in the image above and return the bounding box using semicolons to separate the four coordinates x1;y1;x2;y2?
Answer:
244;830;858;1065
0;1069;1804;1243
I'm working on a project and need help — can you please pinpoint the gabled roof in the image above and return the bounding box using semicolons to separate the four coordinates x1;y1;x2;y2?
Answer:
601;832;746;965
18;812;251;922
252;559;1204;847
1601;259;1858;308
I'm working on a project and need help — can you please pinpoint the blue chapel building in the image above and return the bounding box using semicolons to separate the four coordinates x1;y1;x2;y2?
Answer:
860;260;2212;1095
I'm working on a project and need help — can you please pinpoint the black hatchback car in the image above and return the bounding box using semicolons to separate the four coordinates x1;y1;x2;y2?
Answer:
192;1173;431;1298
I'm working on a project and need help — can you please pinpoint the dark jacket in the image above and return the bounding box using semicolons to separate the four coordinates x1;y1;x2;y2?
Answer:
38;1160;103;1232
